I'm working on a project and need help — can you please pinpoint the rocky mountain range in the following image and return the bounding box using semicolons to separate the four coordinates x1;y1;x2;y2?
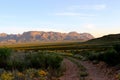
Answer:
0;31;94;43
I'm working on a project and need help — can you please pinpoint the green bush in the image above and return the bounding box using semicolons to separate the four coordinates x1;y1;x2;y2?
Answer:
81;48;120;66
88;52;105;61
6;59;26;71
0;48;11;60
103;49;120;66
88;52;99;61
80;51;91;57
78;44;120;66
0;48;12;68
47;54;63;69
0;50;63;73
114;44;120;53
24;52;63;70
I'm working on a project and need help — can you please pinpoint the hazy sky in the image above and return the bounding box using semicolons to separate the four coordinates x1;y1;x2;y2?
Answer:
0;0;120;37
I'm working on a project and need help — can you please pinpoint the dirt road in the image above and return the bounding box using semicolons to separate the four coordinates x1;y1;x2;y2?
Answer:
60;58;115;80
59;58;80;80
72;58;115;80
80;61;112;80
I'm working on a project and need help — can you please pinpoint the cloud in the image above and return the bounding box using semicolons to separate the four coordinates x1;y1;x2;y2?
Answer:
68;4;106;10
83;23;96;29
54;12;95;17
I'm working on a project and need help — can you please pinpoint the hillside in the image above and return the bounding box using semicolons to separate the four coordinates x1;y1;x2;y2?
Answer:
0;31;94;43
86;33;120;44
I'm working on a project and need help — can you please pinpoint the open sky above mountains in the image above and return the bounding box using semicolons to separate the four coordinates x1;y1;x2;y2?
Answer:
0;0;120;37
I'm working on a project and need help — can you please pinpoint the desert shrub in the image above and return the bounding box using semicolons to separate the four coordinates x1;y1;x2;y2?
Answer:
47;54;63;69
80;51;100;61
23;52;63;78
0;71;14;80
25;52;48;69
88;52;99;61
13;60;26;71
24;52;63;70
6;59;27;71
0;48;12;68
80;51;91;57
77;44;120;66
25;53;45;68
88;51;105;61
84;48;120;66
114;44;120;53
80;71;88;77
0;69;48;80
71;50;80;55
102;48;120;66
0;50;63;79
96;52;105;61
0;48;11;58
86;48;120;66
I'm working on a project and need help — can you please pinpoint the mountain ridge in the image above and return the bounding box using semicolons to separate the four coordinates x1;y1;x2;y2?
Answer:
0;31;94;43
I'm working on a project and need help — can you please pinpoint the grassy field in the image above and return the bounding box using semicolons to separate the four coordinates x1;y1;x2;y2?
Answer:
0;40;117;52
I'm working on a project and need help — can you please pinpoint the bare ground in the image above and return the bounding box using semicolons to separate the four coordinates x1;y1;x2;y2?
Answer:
80;61;115;80
59;58;80;80
71;58;116;80
60;58;116;80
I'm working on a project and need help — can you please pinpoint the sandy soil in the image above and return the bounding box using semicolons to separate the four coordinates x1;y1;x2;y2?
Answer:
80;61;113;80
60;58;116;80
59;58;80;80
73;58;116;80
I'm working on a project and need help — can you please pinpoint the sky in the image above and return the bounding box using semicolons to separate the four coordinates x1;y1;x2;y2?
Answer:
0;0;120;37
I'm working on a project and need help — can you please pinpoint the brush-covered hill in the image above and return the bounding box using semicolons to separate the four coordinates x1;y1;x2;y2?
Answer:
0;31;94;43
86;33;120;45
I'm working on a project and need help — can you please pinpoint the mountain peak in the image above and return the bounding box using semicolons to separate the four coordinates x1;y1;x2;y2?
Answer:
0;33;7;37
0;31;94;43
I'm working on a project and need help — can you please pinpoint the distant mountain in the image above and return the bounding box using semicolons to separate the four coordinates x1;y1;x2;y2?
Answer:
0;31;94;43
86;33;120;44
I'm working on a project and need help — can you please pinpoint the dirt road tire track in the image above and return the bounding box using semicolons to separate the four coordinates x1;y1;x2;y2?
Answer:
59;58;80;80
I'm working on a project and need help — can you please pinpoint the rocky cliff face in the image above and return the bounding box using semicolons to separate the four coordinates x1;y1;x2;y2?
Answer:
0;31;94;43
